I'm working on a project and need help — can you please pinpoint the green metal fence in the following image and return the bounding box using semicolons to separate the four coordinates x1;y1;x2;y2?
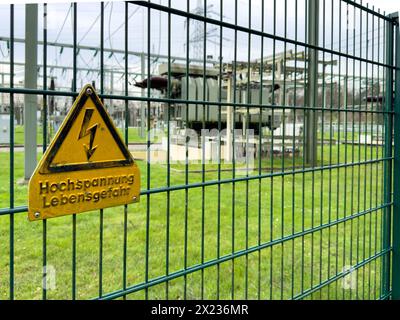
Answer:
0;0;399;300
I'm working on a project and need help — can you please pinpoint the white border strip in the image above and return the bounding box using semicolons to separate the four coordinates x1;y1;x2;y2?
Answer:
2;0;130;4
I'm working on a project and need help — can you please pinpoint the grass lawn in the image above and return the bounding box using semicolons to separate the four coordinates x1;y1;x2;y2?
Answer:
12;126;147;145
0;140;388;300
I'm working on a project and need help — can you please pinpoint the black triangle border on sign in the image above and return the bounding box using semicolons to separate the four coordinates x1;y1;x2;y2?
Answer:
40;85;134;174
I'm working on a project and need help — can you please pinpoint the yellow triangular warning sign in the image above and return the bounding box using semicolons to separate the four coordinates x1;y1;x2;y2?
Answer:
41;85;133;173
28;84;140;221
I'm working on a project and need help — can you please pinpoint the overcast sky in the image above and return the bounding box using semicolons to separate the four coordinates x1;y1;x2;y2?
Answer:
0;0;398;94
368;0;398;12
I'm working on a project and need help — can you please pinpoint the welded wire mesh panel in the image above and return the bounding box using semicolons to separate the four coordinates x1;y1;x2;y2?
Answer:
0;0;398;300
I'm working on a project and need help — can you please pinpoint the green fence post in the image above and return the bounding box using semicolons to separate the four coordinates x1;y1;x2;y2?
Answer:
391;12;400;300
382;12;395;299
383;12;397;299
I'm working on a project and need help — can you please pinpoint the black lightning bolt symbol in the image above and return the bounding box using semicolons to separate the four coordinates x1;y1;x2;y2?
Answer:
78;109;99;160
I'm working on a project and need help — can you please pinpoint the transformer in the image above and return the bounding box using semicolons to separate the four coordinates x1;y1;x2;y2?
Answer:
135;63;284;133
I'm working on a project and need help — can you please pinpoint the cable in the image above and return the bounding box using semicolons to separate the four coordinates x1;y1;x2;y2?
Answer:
152;0;162;74
75;2;112;82
52;4;72;69
108;2;125;71
105;5;141;43
78;2;110;44
54;3;72;44
0;43;8;58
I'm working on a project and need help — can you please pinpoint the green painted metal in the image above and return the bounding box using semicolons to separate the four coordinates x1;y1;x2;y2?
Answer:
382;11;396;298
0;0;399;300
9;3;14;301
391;12;400;300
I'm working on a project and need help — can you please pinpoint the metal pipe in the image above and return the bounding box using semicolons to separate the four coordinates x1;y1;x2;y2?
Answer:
305;0;319;167
24;3;38;180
